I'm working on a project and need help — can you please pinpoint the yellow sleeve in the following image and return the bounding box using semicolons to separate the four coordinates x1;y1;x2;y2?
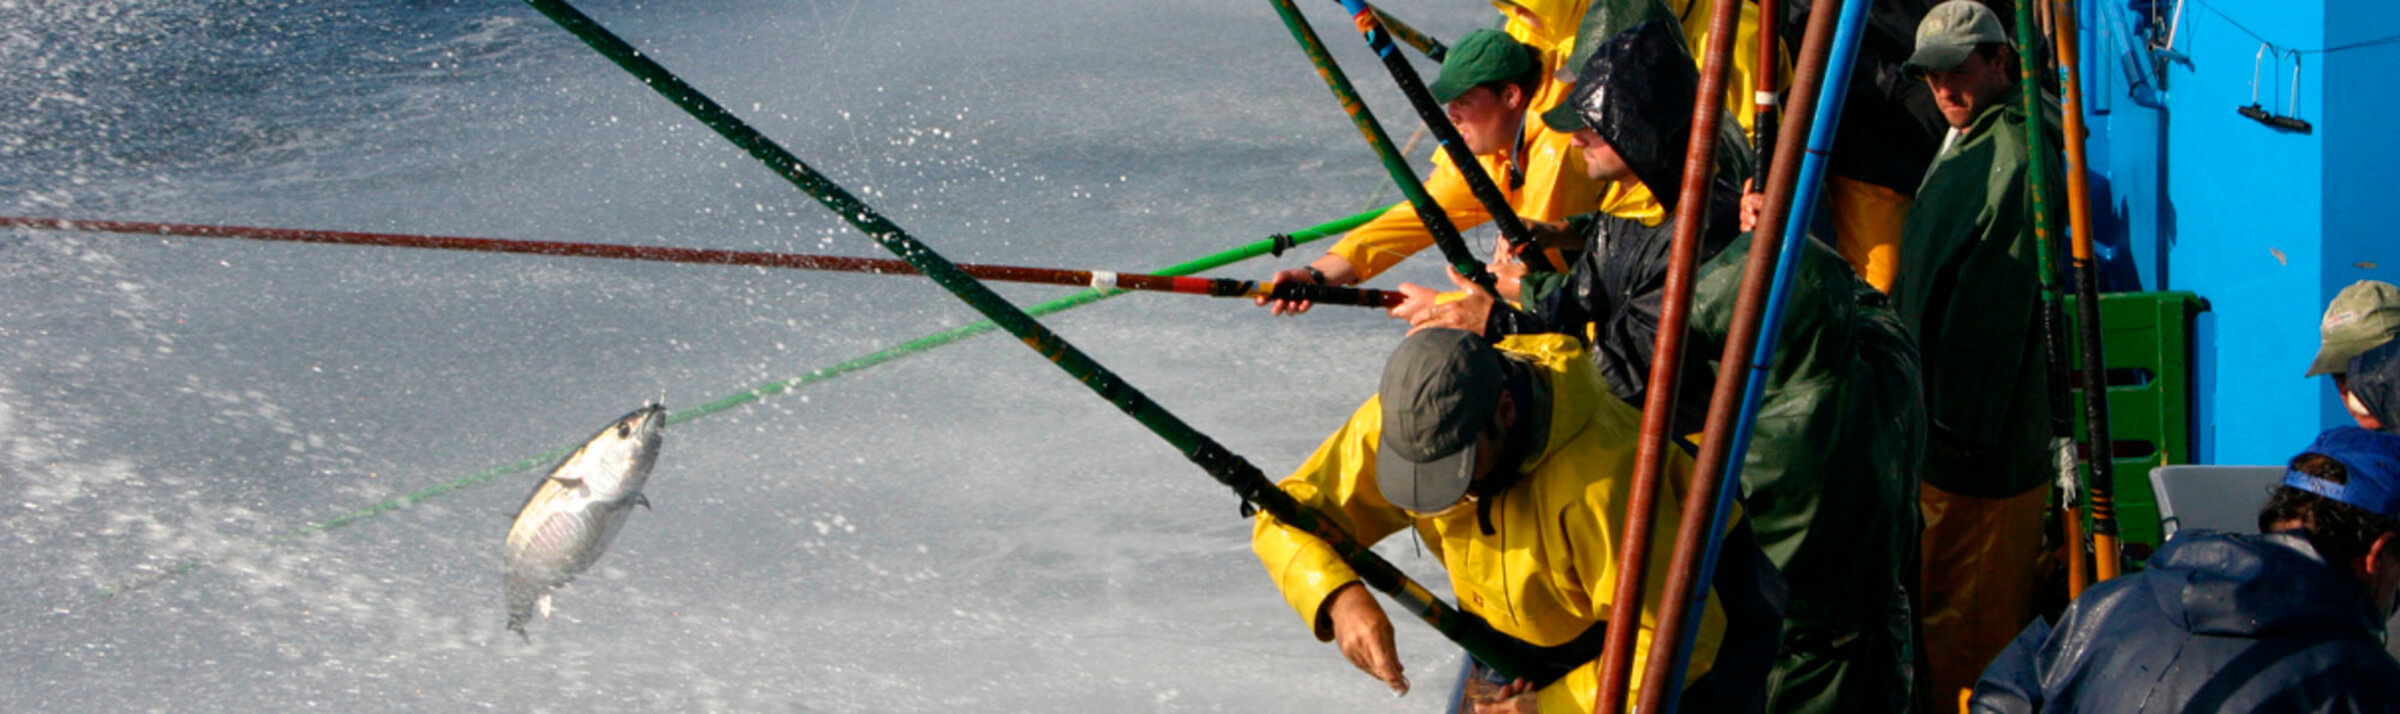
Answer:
1540;433;1731;707
1323;152;1495;283
1250;395;1420;640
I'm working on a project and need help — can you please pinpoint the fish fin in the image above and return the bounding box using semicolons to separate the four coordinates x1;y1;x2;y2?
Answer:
549;474;583;488
632;493;651;511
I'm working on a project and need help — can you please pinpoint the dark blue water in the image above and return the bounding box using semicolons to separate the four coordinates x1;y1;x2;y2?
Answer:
0;0;1495;710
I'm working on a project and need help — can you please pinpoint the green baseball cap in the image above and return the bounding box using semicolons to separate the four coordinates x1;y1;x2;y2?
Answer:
2308;279;2400;377
1906;0;2009;73
1376;329;1503;513
1427;29;1538;104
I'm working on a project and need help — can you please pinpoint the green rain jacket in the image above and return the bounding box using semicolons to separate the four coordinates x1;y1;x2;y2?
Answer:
1890;99;2064;499
1690;234;1925;713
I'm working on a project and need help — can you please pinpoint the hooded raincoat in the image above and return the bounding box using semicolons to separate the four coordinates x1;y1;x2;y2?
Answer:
1251;334;1782;712
1494;19;1748;437
2350;339;2400;434
1970;530;2400;712
1687;234;1925;713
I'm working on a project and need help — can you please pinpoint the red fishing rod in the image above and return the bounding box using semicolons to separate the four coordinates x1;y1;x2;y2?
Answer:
0;216;1404;308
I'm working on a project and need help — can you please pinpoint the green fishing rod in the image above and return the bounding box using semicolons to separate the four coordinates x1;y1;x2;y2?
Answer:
1328;0;1556;275
2013;0;2090;596
79;207;1381;602
1266;0;1498;294
520;0;1586;685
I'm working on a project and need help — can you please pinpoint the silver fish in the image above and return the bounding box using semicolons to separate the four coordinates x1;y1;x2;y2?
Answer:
502;402;666;640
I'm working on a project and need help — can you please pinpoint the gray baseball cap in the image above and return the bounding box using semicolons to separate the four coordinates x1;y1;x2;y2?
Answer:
1376;329;1503;513
2309;280;2400;377
1906;0;2009;73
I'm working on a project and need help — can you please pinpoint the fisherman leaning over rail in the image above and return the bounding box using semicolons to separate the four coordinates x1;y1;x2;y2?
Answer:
1882;1;2065;701
2311;280;2400;430
1971;426;2400;712
1393;17;1926;714
1250;328;1781;713
1258;16;1611;315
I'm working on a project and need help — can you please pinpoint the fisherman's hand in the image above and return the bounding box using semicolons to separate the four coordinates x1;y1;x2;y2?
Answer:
1739;178;1765;234
1326;583;1409;696
1391;267;1494;336
1258;267;1321;315
1257;258;1357;316
1490;243;1529;303
1471;679;1537;714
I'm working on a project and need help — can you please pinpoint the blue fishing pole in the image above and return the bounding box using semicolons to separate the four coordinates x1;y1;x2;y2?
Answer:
1654;0;1875;704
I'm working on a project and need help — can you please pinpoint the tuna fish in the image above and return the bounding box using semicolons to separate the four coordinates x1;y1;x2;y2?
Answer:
502;402;666;640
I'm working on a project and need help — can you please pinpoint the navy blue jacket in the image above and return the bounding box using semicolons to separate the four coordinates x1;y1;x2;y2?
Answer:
1971;530;2400;712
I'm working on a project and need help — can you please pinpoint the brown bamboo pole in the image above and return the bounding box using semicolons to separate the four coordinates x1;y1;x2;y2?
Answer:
1591;0;1750;710
1626;0;1846;708
0;215;1404;308
2048;0;2121;582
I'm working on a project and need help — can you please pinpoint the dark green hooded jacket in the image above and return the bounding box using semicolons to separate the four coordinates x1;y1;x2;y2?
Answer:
1691;234;1925;713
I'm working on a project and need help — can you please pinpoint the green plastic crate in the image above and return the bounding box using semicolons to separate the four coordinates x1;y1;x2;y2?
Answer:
2062;290;2209;556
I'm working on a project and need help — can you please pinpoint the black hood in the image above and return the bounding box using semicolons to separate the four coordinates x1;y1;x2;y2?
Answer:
1562;19;1699;212
2351;338;2400;435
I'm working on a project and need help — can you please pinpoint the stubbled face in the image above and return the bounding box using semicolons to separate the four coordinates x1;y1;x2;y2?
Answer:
1570;128;1632;183
1444;84;1525;156
1923;49;2013;129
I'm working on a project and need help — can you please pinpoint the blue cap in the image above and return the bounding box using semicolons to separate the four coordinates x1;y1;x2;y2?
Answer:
2284;426;2400;519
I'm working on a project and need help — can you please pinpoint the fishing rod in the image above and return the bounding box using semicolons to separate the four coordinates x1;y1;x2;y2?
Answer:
1595;3;1749;713
2049;0;2121;583
76;207;1386;602
1266;0;1498;294
520;0;1585;684
1649;0;1865;704
2014;0;2091;597
0;216;1404;309
1327;0;1557;275
1751;0;1780;195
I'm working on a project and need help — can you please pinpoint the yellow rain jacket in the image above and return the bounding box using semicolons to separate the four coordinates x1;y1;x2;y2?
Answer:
1325;1;1621;283
1252;334;1736;711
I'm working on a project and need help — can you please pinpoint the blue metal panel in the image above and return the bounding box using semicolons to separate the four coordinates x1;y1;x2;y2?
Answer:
2155;0;2327;465
2322;0;2400;429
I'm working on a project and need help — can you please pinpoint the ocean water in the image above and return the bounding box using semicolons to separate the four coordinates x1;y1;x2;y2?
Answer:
0;0;1498;711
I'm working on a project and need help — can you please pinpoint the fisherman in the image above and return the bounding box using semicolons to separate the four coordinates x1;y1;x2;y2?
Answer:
1250;327;1781;712
2309;280;2400;429
1883;1;2064;701
1970;426;2400;711
1398;18;1745;438
1257;25;1604;315
1396;18;1926;713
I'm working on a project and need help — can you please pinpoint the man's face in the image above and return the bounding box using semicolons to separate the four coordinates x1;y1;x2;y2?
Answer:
1444;84;1525;156
1922;49;2012;129
1570;128;1632;183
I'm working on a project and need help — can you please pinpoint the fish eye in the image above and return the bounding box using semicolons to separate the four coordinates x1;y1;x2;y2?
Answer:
615;424;630;438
